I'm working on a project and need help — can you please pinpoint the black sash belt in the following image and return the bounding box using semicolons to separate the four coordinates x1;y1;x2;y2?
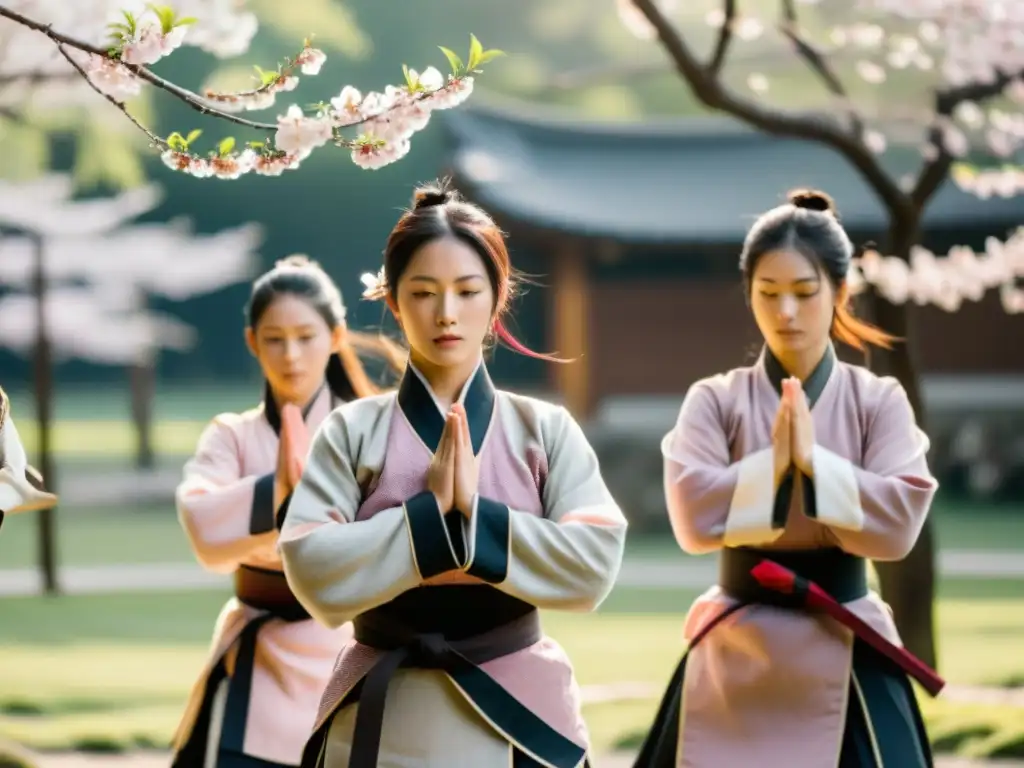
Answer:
335;585;587;768
696;547;943;696
720;547;869;606
220;565;310;754
681;547;869;653
234;563;311;621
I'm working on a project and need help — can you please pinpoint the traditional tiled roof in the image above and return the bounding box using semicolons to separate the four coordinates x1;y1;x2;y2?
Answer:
440;100;1024;244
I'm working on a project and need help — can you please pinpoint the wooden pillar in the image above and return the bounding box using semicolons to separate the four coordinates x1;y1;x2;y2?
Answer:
550;238;592;419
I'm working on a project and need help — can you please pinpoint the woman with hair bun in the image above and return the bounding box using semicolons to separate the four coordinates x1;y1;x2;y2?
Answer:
171;255;403;768
632;189;940;767
280;179;627;768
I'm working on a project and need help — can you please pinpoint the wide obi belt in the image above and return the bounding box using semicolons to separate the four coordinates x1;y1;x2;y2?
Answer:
220;565;310;752
235;563;310;621
303;584;586;768
695;548;944;697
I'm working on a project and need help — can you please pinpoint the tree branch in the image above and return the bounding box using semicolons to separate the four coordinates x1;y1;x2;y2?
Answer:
0;71;81;87
707;0;736;76
909;126;952;208
629;0;910;216
936;69;1024;114
911;67;1024;208
0;4;277;132
54;42;165;148
777;0;864;135
0;106;25;123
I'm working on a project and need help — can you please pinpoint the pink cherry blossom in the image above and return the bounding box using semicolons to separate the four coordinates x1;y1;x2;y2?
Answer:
252;152;301;176
80;53;140;101
850;231;1024;314
274;105;333;155
121;22;187;66
295;47;326;76
351;137;411;170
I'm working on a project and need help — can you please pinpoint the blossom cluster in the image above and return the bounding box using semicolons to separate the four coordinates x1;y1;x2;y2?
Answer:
1;2;499;178
615;0;1024;177
160;58;481;179
849;229;1024;313
0;0;257;108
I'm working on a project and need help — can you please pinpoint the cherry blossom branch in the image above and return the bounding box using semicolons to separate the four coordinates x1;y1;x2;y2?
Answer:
0;106;26;123
777;0;864;136
0;71;80;87
909;126;952;208
54;42;165;147
912;67;1024;208
0;4;503;178
0;4;276;132
848;233;1024;314
627;0;910;216
707;0;736;76
547;41;866;92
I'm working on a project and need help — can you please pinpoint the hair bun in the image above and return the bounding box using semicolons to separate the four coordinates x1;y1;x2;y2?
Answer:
788;188;835;214
275;254;320;270
412;188;451;210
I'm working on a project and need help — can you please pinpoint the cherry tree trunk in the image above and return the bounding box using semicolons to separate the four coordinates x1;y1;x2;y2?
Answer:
130;357;156;470
861;215;938;670
31;232;59;595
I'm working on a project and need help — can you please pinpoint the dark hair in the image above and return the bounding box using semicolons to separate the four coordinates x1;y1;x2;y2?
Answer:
246;255;404;413
739;188;897;351
0;385;8;430
365;178;563;362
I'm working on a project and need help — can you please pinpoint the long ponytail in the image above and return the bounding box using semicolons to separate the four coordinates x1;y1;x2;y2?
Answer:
830;286;900;352
328;331;407;401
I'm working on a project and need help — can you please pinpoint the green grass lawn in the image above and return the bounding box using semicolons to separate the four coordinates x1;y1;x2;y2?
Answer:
0;579;1021;758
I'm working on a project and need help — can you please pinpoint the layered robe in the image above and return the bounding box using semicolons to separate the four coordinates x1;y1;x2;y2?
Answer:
172;384;353;768
0;388;57;532
279;360;628;768
634;345;939;768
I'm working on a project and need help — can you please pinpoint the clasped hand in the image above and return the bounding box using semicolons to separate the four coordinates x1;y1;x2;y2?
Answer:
426;403;479;519
772;377;815;483
274;402;309;508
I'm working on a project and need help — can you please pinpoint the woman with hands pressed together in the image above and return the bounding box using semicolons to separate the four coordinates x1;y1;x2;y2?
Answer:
279;180;627;768
171;256;403;768
633;190;940;768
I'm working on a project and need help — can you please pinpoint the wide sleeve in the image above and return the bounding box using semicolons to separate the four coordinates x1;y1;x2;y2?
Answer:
176;418;286;573
663;382;785;554
462;406;627;612
810;379;938;561
0;414;58;529
278;410;464;629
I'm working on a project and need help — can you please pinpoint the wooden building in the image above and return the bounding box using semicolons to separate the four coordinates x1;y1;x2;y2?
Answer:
438;101;1024;420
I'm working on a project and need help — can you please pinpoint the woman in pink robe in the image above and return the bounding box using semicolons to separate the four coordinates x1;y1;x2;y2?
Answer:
171;256;403;768
634;189;940;768
279;181;627;768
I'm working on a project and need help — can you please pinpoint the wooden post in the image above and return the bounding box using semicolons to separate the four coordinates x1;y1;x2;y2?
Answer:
550;238;591;419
